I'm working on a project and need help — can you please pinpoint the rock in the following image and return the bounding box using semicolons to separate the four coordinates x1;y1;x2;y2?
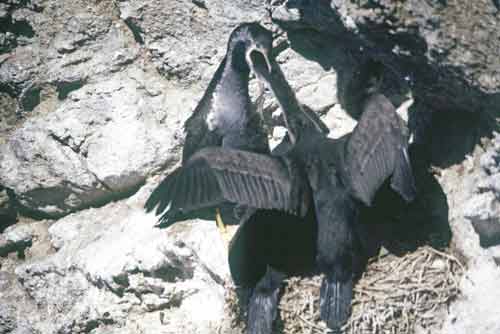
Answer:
1;188;228;334
463;192;498;222
437;141;500;334
0;0;140;117
0;91;18;137
1;0;499;333
0;186;16;231
321;103;357;139
117;0;267;85
0;66;195;217
463;135;500;248
271;0;500;156
0;0;282;218
0;270;39;334
0;223;33;257
470;218;500;248
272;0;500;113
0;303;16;334
440;260;500;334
479;134;500;196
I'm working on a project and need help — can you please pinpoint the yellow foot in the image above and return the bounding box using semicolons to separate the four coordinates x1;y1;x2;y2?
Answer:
215;208;232;247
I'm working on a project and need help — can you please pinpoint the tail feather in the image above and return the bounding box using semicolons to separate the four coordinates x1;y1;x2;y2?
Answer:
247;267;284;334
320;275;353;331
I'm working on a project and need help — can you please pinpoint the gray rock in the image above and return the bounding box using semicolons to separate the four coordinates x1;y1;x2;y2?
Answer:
1;0;500;333
117;0;267;85
0;223;33;257
0;66;195;217
0;92;18;137
0;0;140;117
480;134;500;197
0;303;16;334
437;144;500;333
271;0;500;148
0;270;39;334
0;187;16;231
439;259;500;334
470;218;500;248
1;189;228;334
463;192;498;222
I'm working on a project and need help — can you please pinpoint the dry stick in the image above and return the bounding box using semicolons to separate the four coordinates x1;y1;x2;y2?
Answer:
226;246;464;334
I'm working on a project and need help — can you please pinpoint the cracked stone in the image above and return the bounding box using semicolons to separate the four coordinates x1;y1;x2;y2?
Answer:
0;66;193;217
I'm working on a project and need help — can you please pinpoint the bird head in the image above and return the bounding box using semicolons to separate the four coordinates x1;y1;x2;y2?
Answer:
227;23;273;77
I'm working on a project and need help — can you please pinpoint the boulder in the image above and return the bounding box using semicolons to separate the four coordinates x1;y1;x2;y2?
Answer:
0;66;195;217
2;188;229;334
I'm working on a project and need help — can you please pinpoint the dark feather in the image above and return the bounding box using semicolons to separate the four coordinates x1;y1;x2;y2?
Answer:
144;147;307;225
181;58;227;163
343;94;416;206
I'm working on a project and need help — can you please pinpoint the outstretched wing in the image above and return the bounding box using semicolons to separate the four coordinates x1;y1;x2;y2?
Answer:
342;94;416;206
145;147;308;225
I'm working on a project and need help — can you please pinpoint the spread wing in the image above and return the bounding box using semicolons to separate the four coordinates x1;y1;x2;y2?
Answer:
343;94;416;206
145;147;308;226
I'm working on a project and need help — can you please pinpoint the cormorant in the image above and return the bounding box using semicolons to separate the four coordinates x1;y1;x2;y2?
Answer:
145;23;316;334
181;23;273;163
147;22;274;238
146;22;416;332
253;54;417;331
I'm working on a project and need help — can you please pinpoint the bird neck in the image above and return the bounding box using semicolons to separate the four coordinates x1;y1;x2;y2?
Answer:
227;41;250;74
218;47;251;110
262;62;326;145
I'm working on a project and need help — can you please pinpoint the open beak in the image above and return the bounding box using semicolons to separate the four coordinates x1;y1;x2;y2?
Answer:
246;46;273;80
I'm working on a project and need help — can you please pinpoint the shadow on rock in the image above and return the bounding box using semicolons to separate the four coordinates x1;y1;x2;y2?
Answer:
274;28;454;276
357;156;451;259
275;2;499;170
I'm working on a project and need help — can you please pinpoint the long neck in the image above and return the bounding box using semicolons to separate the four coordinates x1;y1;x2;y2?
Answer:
218;54;251;117
227;41;250;74
264;60;325;145
208;46;252;139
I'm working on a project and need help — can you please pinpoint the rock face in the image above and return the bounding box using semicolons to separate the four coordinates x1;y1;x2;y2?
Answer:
0;186;16;231
0;0;499;333
0;189;229;333
0;66;194;217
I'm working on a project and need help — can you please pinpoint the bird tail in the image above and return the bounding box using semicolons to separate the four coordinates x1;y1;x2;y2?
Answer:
320;274;353;332
247;266;284;334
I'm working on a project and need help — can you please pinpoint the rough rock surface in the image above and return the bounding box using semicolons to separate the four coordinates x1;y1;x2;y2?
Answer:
1;187;229;334
0;186;16;231
0;0;499;333
437;138;500;334
0;65;194;217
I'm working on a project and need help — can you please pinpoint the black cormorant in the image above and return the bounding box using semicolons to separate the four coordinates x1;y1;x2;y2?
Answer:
181;23;273;163
253;55;417;331
146;22;416;332
145;23;316;334
147;22;274;238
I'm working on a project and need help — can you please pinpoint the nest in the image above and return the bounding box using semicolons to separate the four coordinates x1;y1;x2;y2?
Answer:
225;246;464;334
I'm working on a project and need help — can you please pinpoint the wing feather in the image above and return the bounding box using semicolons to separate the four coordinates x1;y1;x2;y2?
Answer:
343;94;416;206
145;147;307;224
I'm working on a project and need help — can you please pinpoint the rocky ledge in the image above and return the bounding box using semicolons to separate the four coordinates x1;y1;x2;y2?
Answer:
1;1;499;333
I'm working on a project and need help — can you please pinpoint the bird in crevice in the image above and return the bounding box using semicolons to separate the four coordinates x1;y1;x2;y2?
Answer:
148;22;274;236
145;23;316;334
253;54;417;331
145;22;416;332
